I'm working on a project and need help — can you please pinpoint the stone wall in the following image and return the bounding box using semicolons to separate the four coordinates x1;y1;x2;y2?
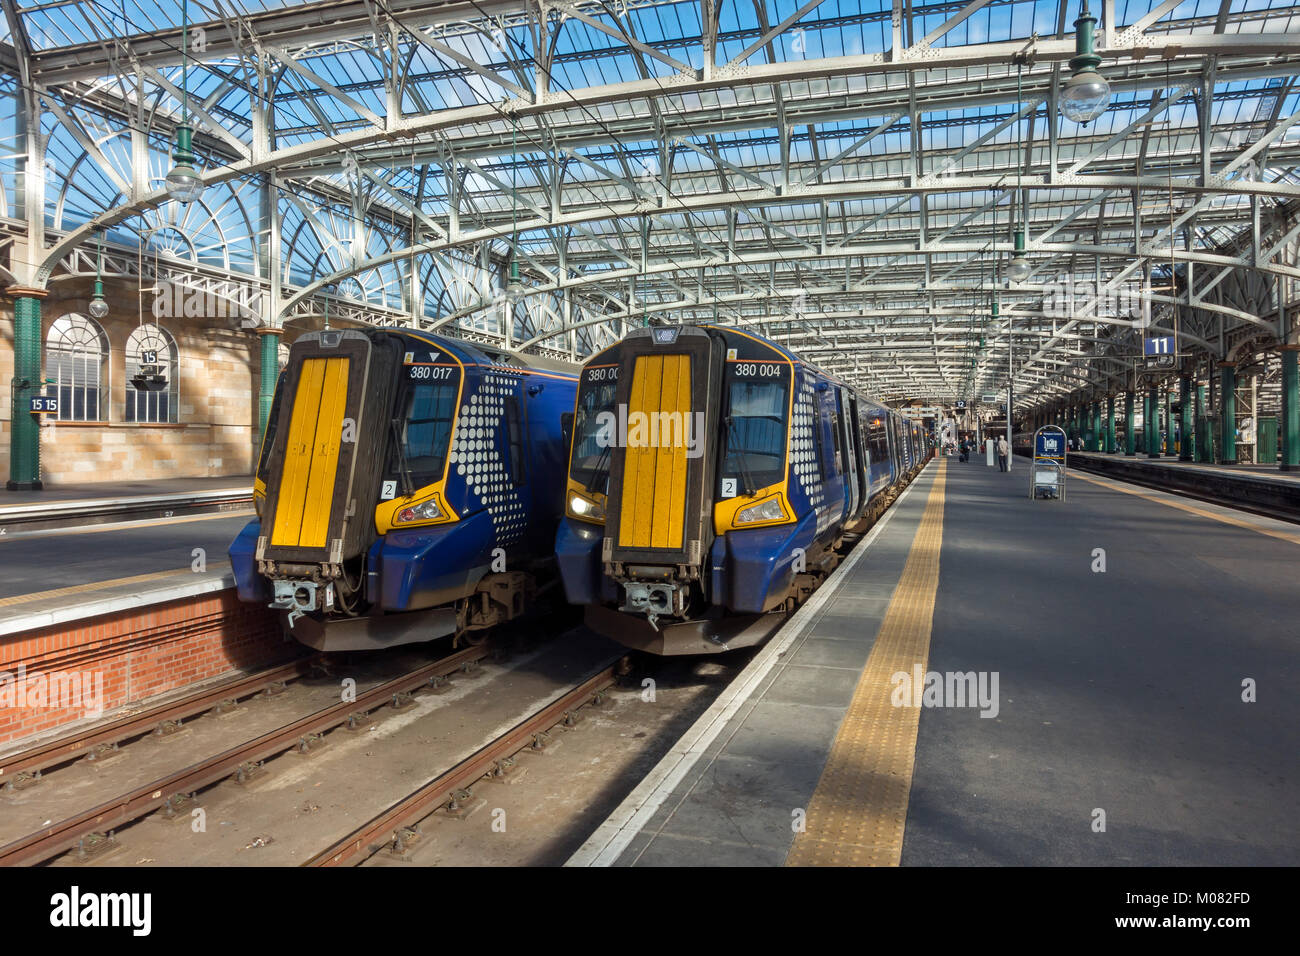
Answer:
3;275;276;485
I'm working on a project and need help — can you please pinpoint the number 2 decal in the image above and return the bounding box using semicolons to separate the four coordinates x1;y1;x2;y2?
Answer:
381;480;397;500
721;478;737;498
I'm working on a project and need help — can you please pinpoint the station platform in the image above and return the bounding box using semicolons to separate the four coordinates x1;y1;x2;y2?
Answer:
571;456;1298;866
0;475;253;534
0;509;252;607
1068;451;1300;483
1064;452;1300;522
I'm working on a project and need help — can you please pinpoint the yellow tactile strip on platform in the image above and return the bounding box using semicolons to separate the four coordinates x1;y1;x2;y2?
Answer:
786;458;947;867
0;569;192;609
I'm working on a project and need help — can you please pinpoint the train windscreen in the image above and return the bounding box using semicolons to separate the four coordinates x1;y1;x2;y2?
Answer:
387;362;460;490
721;370;788;495
570;364;619;494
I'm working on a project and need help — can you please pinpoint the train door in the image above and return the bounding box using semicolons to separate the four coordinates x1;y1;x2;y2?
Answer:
837;387;861;519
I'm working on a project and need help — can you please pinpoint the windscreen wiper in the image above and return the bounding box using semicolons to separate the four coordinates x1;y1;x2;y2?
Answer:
724;415;758;497
584;440;612;494
390;417;416;498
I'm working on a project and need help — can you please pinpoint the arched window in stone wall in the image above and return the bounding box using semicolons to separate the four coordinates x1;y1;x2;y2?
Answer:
124;324;180;423
46;313;108;422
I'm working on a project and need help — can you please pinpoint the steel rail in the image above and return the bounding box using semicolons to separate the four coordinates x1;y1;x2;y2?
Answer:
306;659;622;867
0;645;490;867
0;656;314;782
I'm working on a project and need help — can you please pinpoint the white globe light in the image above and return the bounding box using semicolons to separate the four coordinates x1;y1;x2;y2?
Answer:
1061;70;1111;124
88;295;109;319
1007;256;1032;284
166;163;204;203
505;279;525;304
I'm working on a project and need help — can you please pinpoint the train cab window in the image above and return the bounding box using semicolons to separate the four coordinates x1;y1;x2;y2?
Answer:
722;379;788;494
390;379;457;487
570;374;619;493
504;396;527;486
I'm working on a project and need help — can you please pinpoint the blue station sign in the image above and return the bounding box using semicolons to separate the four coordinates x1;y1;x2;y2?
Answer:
1035;430;1066;459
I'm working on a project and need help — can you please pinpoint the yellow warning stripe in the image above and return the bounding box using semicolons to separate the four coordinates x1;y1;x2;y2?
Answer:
786;457;947;867
0;568;193;608
0;509;251;543
1070;470;1300;546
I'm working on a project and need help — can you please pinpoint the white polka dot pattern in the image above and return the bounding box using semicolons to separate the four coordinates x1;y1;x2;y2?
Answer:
448;369;528;546
789;375;829;533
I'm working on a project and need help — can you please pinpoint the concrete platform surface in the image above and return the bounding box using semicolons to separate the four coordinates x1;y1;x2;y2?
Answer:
572;456;1298;866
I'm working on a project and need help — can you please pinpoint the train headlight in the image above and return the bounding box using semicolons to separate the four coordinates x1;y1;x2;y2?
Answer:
397;498;444;523
568;492;605;522
735;495;787;526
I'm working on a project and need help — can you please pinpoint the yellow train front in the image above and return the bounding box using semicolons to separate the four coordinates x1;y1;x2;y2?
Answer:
556;324;927;654
229;328;576;651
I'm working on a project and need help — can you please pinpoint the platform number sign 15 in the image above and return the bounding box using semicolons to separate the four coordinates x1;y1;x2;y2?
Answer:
141;349;158;364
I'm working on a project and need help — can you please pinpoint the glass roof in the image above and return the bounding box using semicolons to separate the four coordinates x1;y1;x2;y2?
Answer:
1;0;1298;400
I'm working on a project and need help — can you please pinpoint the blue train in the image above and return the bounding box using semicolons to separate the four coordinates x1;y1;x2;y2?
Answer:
555;324;928;654
229;328;577;651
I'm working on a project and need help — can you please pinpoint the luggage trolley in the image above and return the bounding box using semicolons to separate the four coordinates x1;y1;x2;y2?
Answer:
1030;425;1067;500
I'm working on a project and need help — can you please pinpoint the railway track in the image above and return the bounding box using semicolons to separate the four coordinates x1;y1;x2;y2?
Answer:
307;659;623;866
0;657;316;786
0;645;489;866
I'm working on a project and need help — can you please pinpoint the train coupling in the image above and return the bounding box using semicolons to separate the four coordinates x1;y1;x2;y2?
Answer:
269;579;335;627
621;580;687;631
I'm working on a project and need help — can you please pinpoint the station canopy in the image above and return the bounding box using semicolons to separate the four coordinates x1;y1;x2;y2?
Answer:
2;0;1298;409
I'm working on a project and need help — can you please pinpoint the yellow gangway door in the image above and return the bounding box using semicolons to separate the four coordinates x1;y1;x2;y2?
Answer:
269;356;350;549
618;353;691;551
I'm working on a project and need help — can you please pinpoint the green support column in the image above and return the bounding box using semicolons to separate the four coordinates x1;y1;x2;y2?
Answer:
1147;386;1160;458
1219;362;1236;464
7;290;45;491
1282;347;1300;471
1125;391;1136;455
1179;375;1193;461
1090;401;1100;451
1106;396;1116;453
1162;388;1172;455
1168;388;1178;456
1195;384;1210;462
256;328;283;438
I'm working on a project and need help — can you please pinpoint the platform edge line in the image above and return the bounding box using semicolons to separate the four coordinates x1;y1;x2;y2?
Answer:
563;460;936;868
0;572;236;637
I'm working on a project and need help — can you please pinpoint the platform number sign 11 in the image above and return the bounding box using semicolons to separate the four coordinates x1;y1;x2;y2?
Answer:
1143;336;1172;355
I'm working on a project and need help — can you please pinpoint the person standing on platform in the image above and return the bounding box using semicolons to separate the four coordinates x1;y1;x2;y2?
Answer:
997;436;1009;472
959;439;969;463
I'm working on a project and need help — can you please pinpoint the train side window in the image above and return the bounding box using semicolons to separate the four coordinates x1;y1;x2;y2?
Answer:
505;396;527;486
828;412;843;475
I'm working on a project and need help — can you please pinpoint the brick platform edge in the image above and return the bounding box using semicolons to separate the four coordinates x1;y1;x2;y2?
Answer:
0;589;290;747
